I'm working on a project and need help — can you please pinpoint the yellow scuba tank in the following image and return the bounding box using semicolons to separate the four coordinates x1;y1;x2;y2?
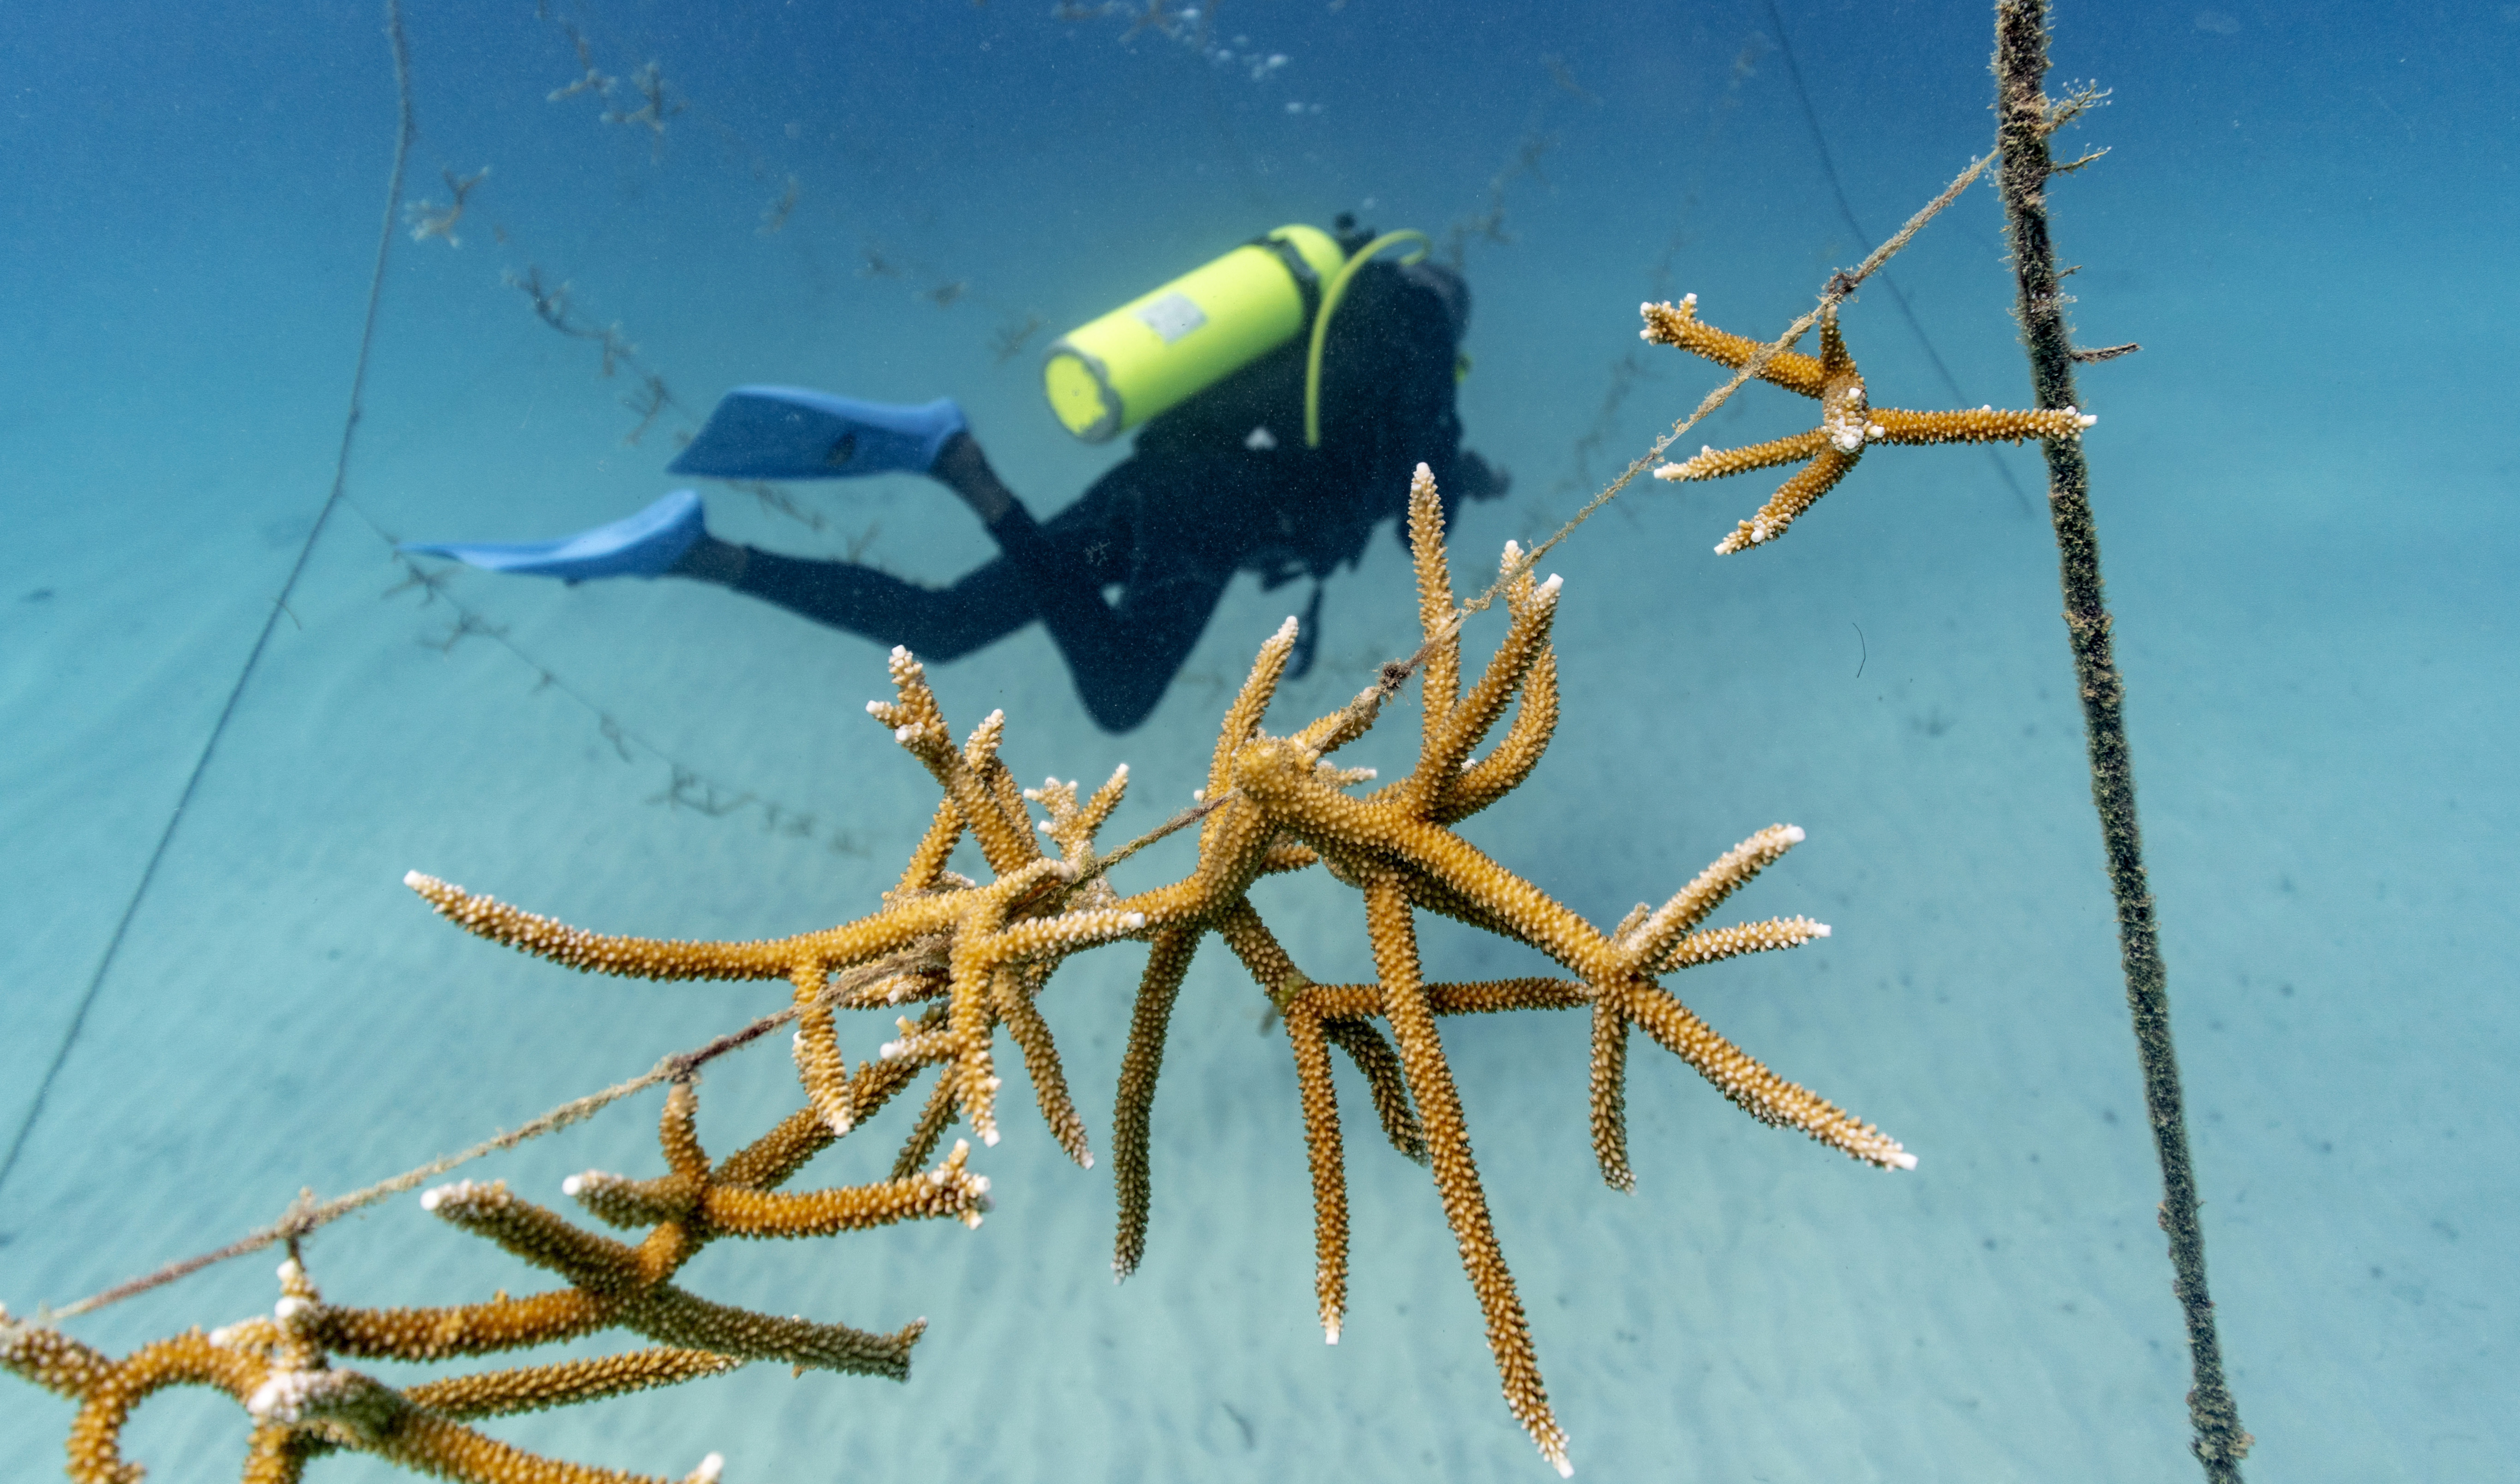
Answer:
1042;224;1346;443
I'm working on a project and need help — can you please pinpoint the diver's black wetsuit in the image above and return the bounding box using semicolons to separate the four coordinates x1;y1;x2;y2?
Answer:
724;256;1492;732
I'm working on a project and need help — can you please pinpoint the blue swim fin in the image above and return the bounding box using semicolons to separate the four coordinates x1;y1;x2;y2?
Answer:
667;388;966;480
399;489;705;584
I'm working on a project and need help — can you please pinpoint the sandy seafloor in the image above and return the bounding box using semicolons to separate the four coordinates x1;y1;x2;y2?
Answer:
2;1;2513;1480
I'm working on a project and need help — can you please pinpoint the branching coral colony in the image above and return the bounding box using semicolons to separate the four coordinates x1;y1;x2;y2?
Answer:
1644;293;2094;551
0;1085;984;1484
0;1047;988;1482
3;466;1911;1480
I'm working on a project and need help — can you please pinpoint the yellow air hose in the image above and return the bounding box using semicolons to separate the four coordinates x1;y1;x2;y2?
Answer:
1303;229;1431;448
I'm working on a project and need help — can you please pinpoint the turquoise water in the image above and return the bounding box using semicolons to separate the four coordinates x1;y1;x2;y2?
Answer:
2;1;2512;1479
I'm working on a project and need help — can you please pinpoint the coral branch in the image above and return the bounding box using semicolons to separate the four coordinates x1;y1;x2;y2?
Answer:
1646;296;2094;550
15;463;1912;1481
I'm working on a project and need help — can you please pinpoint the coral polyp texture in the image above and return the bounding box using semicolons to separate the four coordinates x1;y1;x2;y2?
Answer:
1643;293;2096;551
4;465;1908;1480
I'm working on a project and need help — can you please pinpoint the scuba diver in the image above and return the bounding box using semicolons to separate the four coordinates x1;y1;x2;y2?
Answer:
403;218;1505;733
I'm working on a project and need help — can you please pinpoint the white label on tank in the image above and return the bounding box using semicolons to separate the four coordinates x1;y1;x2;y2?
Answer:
1135;291;1208;344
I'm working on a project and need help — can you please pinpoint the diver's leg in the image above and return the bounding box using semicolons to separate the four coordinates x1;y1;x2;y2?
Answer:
649;430;1040;660
681;542;1035;662
1057;548;1234;732
663;428;1037;657
928;430;1162;678
696;431;1230;729
975;463;1234;732
931;431;1021;525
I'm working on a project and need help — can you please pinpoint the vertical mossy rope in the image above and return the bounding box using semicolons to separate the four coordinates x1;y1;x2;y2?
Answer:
1990;2;2251;1476
0;0;415;1212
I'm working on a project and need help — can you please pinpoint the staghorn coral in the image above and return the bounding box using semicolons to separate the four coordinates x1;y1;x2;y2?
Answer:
1643;293;2096;551
1098;466;1909;1473
6;466;1908;1478
1;1069;986;1482
404;166;489;249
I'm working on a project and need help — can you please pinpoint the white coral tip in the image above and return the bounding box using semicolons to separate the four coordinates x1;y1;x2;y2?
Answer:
1812;922;1832;937
1274;614;1300;642
1120;912;1147;929
562;1174;587;1197
893;724;918;743
1890;1149;1918;1170
245;1376;289;1420
1537;573;1563;597
274;1296;311;1322
402;869;426;887
1781;824;1806;844
864;699;884;715
276;1259;303;1283
689;1454;725;1484
889;645;910;660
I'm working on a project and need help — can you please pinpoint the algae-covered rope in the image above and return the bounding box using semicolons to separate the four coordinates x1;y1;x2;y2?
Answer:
1992;2;2250;1476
